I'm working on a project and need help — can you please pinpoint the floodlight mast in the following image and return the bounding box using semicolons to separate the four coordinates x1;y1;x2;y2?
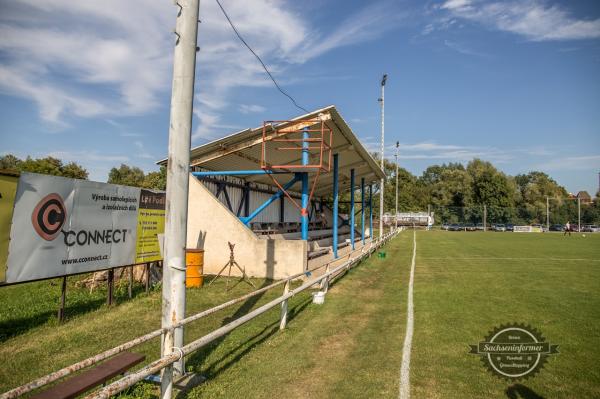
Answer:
395;141;399;230
379;74;387;238
161;1;199;398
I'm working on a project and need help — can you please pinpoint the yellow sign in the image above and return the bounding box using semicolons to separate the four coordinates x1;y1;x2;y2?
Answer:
0;172;19;283
135;189;166;263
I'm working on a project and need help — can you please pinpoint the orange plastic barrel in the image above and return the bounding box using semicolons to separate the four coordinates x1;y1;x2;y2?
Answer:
186;249;204;288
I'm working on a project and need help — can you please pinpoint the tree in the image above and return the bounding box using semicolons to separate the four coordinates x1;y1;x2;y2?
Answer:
107;164;166;190
108;164;145;187
1;154;88;179
143;166;167;190
0;154;22;171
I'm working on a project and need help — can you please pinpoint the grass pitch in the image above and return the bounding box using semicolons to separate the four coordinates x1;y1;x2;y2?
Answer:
0;231;598;398
411;230;600;398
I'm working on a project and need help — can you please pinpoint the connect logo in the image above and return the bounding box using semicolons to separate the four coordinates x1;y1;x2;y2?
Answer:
31;193;66;241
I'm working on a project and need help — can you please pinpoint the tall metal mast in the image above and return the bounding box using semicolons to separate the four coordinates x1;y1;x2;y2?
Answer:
379;74;387;238
395;141;399;230
161;1;199;398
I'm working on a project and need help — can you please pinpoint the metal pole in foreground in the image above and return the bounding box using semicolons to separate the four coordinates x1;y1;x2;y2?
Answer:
361;177;365;245
332;154;339;258
546;196;550;231
577;197;581;232
395;141;399;231
378;74;387;239
350;168;355;250
161;1;199;398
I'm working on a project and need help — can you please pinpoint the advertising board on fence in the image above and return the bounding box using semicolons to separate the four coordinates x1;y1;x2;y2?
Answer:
1;172;165;284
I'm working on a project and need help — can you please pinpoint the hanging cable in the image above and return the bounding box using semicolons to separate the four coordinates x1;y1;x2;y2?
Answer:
214;0;310;114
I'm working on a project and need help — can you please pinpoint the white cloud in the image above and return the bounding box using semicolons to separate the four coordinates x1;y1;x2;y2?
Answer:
439;0;600;41
444;40;489;57
441;0;473;11
46;150;129;163
0;0;405;140
534;155;600;171
239;104;266;114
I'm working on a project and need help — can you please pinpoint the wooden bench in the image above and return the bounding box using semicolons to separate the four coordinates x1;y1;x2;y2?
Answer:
31;352;145;399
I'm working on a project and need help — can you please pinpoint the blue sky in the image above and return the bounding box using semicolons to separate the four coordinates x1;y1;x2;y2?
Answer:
1;0;599;195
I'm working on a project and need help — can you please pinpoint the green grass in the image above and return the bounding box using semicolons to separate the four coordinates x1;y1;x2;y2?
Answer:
411;230;600;398
1;231;599;398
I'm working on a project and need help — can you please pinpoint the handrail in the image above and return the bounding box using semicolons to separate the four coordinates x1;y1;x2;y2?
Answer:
2;229;400;399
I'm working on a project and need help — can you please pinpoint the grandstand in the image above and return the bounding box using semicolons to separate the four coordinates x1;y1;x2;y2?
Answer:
158;106;385;279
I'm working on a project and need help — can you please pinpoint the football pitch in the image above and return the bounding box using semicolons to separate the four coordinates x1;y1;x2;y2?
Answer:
409;230;600;398
0;230;598;398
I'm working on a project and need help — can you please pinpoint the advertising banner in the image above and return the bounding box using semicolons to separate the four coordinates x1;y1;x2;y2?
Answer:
2;172;165;284
135;189;166;263
0;172;19;282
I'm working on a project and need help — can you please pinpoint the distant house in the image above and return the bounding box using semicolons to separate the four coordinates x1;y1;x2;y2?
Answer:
576;191;592;204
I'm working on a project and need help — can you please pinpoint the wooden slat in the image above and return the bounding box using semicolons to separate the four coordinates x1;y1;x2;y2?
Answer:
30;352;145;399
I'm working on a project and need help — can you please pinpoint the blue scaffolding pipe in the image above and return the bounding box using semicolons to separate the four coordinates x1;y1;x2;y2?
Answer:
361;177;365;245
301;128;310;240
239;174;300;225
192;170;288;177
350;169;355;250
369;184;373;239
332;154;339;258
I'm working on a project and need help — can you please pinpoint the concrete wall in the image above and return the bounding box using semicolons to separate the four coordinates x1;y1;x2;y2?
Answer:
186;175;307;279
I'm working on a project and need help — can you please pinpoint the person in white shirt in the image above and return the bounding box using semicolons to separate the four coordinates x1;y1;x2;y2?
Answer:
564;221;571;236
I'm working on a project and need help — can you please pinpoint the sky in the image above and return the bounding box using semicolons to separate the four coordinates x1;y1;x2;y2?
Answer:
0;0;599;195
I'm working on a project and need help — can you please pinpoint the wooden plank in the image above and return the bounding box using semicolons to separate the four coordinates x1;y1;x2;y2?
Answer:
30;352;145;399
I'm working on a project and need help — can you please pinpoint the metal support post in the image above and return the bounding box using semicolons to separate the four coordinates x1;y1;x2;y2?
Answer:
58;276;67;323
578;197;581;232
161;0;199;397
301;128;310;240
145;263;150;294
107;268;114;306
395;141;399;231
369;184;373;239
378;74;387;240
350;169;355;250
323;263;330;293
240;175;300;225
128;266;133;299
361;178;365;245
279;280;290;330
332;154;339;258
483;204;487;232
546;196;550;230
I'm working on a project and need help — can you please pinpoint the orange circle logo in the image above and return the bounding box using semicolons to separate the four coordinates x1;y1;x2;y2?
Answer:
31;193;66;241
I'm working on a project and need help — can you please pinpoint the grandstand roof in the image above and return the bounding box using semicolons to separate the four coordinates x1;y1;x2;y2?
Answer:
157;105;384;196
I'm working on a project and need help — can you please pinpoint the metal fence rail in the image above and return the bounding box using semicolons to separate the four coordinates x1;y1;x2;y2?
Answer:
2;229;399;399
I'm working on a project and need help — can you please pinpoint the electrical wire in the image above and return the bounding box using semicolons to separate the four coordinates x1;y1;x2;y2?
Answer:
214;0;310;114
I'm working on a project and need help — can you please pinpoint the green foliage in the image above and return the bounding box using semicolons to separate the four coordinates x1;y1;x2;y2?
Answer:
0;154;88;179
108;164;166;190
108;164;146;187
142;166;167;190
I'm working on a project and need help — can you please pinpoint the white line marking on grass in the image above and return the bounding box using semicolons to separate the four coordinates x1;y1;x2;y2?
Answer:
420;257;599;262
399;230;416;399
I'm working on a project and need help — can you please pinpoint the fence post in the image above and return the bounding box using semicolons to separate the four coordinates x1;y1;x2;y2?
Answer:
107;268;114;306
145;263;151;294
279;280;291;330
128;266;133;299
322;263;330;293
58;276;67;323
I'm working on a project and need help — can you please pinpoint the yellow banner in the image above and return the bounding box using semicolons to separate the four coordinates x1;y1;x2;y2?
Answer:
0;172;19;283
135;189;166;263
